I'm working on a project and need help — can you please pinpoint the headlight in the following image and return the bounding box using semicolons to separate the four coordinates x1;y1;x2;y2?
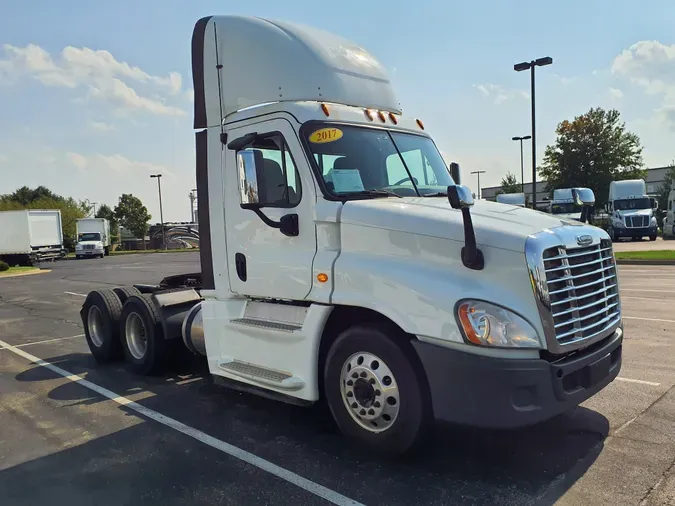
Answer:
456;300;541;348
651;217;657;226
75;245;83;250
614;219;625;228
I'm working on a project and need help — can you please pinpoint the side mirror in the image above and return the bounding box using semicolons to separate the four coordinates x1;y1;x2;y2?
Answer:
237;150;264;207
651;198;659;210
449;162;461;185
447;184;474;209
572;187;595;207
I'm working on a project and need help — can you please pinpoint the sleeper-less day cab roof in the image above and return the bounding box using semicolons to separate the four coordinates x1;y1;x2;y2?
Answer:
192;15;401;129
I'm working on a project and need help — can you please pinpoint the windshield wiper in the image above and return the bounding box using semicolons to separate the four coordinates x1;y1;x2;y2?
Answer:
346;189;403;199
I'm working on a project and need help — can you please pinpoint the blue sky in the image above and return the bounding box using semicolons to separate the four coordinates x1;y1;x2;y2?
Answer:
1;0;674;221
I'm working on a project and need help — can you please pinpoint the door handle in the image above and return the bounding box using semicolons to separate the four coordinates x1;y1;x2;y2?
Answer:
235;253;247;282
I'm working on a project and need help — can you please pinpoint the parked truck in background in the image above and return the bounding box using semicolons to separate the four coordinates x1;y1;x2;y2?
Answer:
79;15;624;455
75;218;111;258
495;192;526;207
607;179;657;241
549;188;583;221
0;209;66;265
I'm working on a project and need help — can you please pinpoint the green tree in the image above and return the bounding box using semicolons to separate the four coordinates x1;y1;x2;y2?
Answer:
0;187;90;249
500;172;521;194
114;194;151;242
95;204;119;239
539;107;646;208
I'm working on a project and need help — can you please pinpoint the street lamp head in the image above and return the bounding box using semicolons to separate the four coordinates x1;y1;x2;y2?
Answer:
150;174;162;179
514;61;531;72
523;135;532;140
535;56;553;67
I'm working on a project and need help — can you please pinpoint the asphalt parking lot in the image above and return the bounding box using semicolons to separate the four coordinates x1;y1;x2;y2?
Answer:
1;253;675;506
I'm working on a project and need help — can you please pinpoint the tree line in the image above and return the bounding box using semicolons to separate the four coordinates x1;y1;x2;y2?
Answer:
0;188;151;249
497;106;674;210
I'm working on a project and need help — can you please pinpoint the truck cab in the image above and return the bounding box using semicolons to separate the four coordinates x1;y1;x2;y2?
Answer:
662;189;675;240
549;188;583;221
79;15;624;455
607;179;657;241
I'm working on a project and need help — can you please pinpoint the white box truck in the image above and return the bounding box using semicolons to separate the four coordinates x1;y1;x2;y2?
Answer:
0;209;66;265
78;15;623;455
607;179;657;241
75;218;111;258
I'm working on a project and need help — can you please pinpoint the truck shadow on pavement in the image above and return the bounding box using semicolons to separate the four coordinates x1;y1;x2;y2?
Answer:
12;351;610;505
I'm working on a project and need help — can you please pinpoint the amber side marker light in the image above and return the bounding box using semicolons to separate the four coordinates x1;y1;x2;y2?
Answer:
317;273;329;283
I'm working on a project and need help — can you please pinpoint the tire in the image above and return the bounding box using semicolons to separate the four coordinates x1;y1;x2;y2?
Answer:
113;286;141;305
650;235;657;241
120;294;167;375
323;323;432;455
81;289;124;363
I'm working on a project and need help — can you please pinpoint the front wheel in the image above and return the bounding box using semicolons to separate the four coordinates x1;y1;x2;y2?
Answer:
324;323;432;455
650;235;657;241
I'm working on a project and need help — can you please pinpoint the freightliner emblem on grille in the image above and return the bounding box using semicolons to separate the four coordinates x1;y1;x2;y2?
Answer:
576;235;593;247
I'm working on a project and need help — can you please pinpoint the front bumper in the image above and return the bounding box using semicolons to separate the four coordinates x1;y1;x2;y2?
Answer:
412;328;622;429
615;226;656;238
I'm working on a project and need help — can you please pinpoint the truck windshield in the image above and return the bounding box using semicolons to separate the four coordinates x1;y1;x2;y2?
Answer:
80;233;101;241
614;198;651;211
551;203;580;215
303;124;454;198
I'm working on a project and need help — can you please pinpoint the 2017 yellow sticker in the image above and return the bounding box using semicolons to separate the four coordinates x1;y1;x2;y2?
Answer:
309;128;343;144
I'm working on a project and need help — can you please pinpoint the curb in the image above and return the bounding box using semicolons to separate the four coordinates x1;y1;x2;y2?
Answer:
615;259;675;266
0;269;51;279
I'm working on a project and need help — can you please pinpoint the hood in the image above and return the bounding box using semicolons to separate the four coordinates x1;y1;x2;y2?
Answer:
616;208;652;217
340;197;579;253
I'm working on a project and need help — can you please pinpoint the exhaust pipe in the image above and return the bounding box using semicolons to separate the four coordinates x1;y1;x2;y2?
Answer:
181;303;206;356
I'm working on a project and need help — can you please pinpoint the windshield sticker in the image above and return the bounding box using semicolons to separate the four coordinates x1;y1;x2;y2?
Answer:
309;127;343;144
331;169;365;193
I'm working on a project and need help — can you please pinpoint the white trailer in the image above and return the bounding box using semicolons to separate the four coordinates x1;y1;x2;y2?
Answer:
75;218;111;258
607;179;657;241
0;209;65;265
78;15;624;455
495;193;526;207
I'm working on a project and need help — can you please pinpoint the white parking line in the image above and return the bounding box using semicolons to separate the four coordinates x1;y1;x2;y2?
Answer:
0;335;85;351
616;377;661;387
64;291;88;297
0;338;363;506
623;316;675;324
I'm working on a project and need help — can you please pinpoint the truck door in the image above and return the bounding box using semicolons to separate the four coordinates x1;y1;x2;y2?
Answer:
224;118;317;300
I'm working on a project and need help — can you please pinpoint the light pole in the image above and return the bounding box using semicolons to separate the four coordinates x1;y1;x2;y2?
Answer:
470;170;486;199
189;188;197;223
514;56;553;209
150;174;166;250
511;135;531;193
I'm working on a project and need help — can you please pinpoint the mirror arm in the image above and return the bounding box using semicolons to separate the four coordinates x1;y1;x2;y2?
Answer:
241;205;299;237
460;208;484;270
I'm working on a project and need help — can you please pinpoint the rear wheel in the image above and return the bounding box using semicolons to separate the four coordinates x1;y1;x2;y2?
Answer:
113;286;141;305
81;289;124;363
120;294;167;375
324;323;432;455
650;235;657;241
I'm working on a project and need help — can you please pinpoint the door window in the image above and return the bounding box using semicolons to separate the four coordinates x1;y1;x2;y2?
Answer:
240;134;301;208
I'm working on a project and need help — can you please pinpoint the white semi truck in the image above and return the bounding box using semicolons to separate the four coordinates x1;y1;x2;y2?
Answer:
607;179;657;241
79;15;624;454
0;209;66;265
75;218;111;258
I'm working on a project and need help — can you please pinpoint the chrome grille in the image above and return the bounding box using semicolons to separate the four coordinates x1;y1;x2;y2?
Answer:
625;215;648;228
84;244;95;250
542;239;620;345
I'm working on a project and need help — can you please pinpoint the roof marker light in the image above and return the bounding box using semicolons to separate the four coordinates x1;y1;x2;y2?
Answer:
416;119;425;130
389;112;398;124
377;110;386;122
364;109;374;121
321;103;330;116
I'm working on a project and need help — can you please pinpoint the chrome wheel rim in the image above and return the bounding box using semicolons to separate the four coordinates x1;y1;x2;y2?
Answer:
125;312;147;360
87;306;105;347
340;352;400;433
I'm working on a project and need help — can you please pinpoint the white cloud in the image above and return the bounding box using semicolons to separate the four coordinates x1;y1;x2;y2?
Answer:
185;89;194;102
612;40;675;129
609;87;624;100
0;43;186;116
88;120;116;131
0;153;8;164
67;151;173;176
473;83;528;104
